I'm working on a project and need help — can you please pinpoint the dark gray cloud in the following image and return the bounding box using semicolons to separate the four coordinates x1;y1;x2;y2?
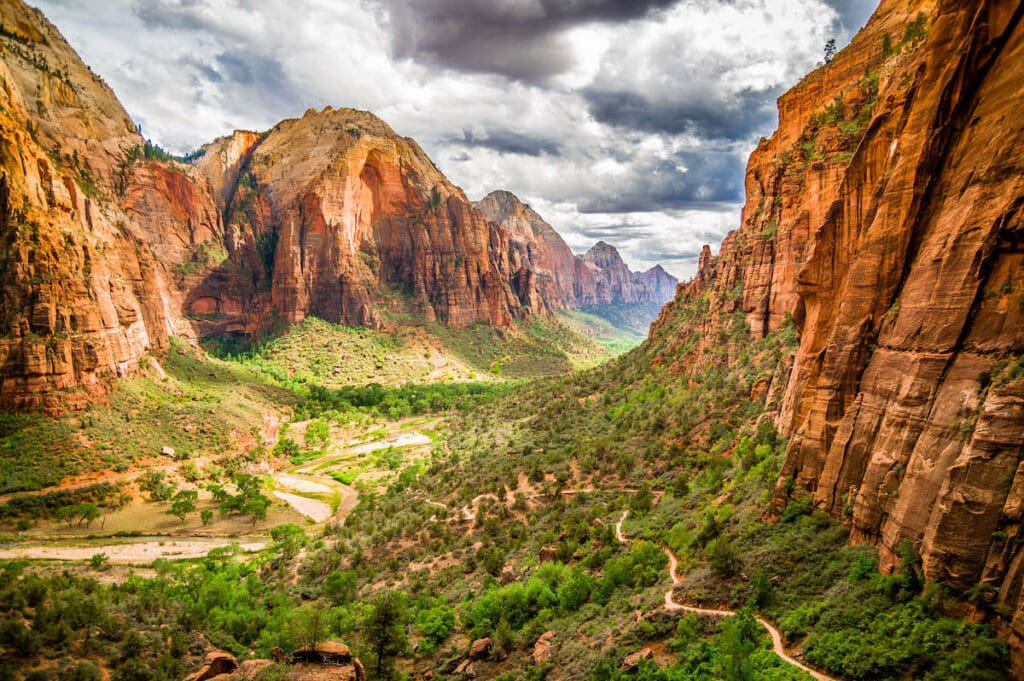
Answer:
577;149;743;213
450;129;564;157
824;0;878;36
583;86;780;141
378;0;678;81
576;222;659;241
33;0;849;278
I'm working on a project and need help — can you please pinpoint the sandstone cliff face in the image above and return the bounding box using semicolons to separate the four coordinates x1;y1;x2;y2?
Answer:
189;108;528;334
0;0;183;412
654;0;1024;669
476;190;589;312
476;191;678;311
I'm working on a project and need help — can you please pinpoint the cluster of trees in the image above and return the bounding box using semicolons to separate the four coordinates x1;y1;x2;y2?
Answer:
207;474;271;525
0;483;126;527
298;382;504;421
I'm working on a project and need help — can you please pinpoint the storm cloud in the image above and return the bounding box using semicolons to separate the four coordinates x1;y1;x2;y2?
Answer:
378;0;678;81
582;87;779;141
451;129;564;157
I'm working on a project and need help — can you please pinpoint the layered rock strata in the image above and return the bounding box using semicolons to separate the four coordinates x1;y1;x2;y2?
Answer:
654;0;1024;669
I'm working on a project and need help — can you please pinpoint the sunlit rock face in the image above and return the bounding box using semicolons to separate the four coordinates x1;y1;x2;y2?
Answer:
650;0;1024;672
477;190;678;311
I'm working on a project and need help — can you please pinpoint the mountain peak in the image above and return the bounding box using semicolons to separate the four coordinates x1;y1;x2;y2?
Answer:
583;241;627;269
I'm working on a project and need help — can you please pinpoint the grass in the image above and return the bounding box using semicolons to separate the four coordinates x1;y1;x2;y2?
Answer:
576;301;667;337
556;310;646;354
427;315;614;378
204;315;612;388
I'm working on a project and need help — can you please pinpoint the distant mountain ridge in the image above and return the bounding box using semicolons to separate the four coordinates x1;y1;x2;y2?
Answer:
476;191;677;334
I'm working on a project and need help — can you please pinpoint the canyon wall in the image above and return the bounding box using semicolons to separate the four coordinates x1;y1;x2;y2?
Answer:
655;0;1024;668
185;109;532;336
0;0;184;412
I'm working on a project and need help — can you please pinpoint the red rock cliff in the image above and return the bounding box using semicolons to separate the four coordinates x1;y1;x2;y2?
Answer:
654;0;1024;669
0;0;190;412
188;109;528;333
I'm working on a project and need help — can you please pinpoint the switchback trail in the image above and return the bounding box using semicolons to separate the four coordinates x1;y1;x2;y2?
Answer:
615;511;836;681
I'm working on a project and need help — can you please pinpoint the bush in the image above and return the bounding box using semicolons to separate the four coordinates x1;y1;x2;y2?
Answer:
707;537;740;577
323;571;358;606
415;605;455;651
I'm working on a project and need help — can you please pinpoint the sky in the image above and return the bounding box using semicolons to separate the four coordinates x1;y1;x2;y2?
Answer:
34;0;877;279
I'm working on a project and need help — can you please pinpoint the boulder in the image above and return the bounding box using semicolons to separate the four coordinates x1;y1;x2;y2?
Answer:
183;652;237;681
233;660;274;680
539;546;558;562
533;631;556;664
468;637;492;660
291;641;353;664
499;566;516;585
621;648;653;672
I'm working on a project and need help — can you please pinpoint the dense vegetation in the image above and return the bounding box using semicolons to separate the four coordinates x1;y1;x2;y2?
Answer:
0;341;295;495
0;292;1011;680
203;315;613;390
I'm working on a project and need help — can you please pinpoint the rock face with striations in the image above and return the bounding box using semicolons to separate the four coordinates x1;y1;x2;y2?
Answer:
476;190;592;313
651;0;1024;670
189;110;530;335
0;0;184;412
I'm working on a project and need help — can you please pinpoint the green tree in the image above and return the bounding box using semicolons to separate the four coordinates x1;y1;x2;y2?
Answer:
76;503;102;528
414;604;455;652
715;609;762;681
323;571;358;606
242;493;271;525
707;537;740;577
364;591;408;679
287;605;328;651
304;420;330;449
629;483;653;515
167;490;198;525
270;523;307;559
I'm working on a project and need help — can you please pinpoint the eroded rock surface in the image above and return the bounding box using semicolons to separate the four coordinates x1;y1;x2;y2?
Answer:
650;0;1024;671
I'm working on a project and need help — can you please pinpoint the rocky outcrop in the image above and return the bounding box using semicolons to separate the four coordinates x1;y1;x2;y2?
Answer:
0;0;179;412
652;0;1024;671
476;190;592;312
192;109;534;334
182;652;238;681
621;648;654;672
184;643;365;681
476;191;678;311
